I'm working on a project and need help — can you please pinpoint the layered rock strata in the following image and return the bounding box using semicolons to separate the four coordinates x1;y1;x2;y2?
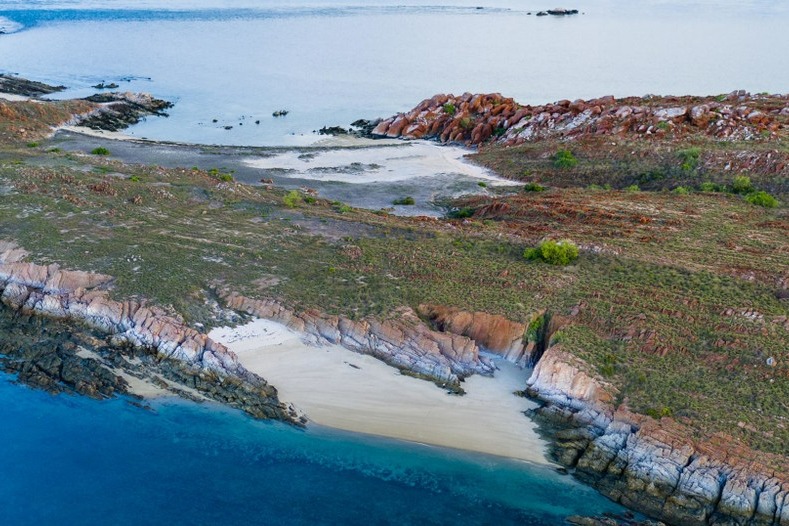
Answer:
527;346;789;526
371;92;787;147
218;290;494;388
0;242;297;422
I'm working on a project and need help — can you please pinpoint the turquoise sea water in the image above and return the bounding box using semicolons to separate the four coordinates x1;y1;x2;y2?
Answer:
0;372;624;525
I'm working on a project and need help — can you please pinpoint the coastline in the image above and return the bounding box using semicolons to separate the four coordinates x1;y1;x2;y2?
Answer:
209;318;550;465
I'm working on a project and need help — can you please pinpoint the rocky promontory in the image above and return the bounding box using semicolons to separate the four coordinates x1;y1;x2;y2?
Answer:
527;345;789;526
0;241;299;422
370;91;788;146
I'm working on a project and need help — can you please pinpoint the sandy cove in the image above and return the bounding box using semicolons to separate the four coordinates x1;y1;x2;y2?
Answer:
209;318;550;465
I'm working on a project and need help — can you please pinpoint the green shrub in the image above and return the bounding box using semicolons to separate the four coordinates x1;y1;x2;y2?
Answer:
553;149;578;169
731;175;754;194
699;181;725;192
677;147;701;171
393;196;415;206
282;190;302;208
588;184;611;191
448;207;475;219
26;142;39;148
745;191;778;208
442;103;456;116
656;121;670;131
48;147;61;153
645;406;673;419
91;147;110;156
129;175;141;182
477;181;488;188
524;239;579;266
523;182;546;192
304;196;317;204
333;201;352;213
625;184;640;192
673;186;690;195
218;173;233;182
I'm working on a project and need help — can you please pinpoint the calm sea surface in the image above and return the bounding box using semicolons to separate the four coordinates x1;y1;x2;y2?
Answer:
0;372;623;525
1;0;788;145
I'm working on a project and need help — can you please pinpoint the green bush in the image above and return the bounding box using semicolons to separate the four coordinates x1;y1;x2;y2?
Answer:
26;142;39;148
731;175;754;194
553;149;578;169
304;196;317;204
523;182;546;192
524;239;579;266
677;147;701;171
442;103;456;116
129;175;141;182
745;191;778;208
333;201;352;213
625;184;640;192
91;147;110;156
673;186;690;195
282;190;302;208
393;196;415;206
699;181;725;192
218;173;233;182
477;181;488;188
448;207;475;219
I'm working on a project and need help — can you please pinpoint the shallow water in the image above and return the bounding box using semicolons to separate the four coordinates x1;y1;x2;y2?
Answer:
1;0;788;146
0;372;625;525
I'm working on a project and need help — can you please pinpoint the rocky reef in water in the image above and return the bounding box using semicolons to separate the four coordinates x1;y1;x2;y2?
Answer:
0;241;300;423
370;91;788;146
526;345;789;525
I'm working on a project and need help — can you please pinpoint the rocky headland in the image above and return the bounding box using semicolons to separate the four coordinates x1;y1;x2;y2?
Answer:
370;91;788;146
0;242;299;422
527;345;789;525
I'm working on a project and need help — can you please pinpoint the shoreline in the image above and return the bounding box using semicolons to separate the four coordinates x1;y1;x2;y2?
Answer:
209;318;550;465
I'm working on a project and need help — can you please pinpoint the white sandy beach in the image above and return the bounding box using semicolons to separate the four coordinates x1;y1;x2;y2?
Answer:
209;318;549;464
242;139;520;186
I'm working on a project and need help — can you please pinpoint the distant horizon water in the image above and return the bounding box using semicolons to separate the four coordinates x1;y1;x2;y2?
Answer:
1;0;788;146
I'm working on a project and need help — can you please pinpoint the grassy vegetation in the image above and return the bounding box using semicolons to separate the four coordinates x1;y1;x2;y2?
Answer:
0;99;787;458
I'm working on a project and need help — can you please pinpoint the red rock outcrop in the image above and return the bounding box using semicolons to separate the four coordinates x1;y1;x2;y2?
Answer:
371;91;788;147
417;303;530;364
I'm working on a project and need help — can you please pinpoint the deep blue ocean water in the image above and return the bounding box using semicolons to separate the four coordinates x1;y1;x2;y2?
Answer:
0;372;624;525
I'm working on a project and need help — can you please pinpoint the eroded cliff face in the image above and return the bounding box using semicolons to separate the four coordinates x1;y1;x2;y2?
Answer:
218;290;494;388
0;242;297;422
527;346;789;526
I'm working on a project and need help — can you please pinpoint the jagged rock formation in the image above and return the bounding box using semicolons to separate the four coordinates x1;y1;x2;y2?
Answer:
218;290;494;387
0;74;65;97
417;303;531;364
0;241;297;422
371;91;787;147
527;346;789;526
75;92;173;132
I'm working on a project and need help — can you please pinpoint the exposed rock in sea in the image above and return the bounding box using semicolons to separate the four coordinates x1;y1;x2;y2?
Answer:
368;92;786;147
0;74;66;98
0;241;299;423
76;92;174;132
526;346;789;526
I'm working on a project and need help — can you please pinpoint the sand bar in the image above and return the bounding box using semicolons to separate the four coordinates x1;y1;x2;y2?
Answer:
210;318;549;464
